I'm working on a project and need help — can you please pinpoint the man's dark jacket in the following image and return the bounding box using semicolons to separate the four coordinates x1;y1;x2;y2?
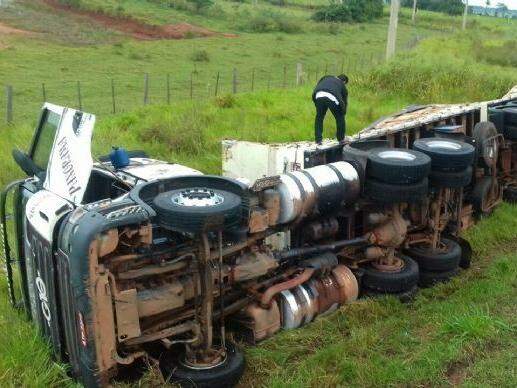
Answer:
312;76;348;112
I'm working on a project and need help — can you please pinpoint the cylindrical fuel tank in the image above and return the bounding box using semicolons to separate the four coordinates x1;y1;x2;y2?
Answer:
276;161;360;224
278;265;358;330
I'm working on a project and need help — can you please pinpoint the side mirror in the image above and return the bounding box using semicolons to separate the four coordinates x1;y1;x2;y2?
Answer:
12;149;44;178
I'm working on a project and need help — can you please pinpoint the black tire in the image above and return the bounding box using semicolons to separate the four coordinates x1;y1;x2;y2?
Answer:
503;125;517;140
472;121;499;168
404;238;461;272
364;178;428;204
413;138;475;172
488;108;505;133
471;176;497;216
364;285;418;303
503;185;517;203
503;107;517;126
428;166;472;189
419;268;460;288
362;255;419;293
366;148;431;184
153;187;242;233
160;342;245;388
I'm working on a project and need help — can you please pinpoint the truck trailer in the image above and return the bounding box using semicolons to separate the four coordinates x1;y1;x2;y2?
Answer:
2;86;517;387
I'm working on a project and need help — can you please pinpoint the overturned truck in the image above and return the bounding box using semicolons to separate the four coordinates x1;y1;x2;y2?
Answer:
2;86;517;387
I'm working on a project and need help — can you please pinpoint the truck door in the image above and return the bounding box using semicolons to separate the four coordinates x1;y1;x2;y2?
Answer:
22;104;95;358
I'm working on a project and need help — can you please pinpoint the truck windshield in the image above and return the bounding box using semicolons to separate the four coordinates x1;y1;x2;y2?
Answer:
30;110;61;171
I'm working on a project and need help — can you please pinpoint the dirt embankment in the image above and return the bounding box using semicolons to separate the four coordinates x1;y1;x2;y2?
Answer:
42;0;235;40
0;21;34;49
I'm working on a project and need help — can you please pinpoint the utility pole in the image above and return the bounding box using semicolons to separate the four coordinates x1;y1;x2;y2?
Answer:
463;0;469;30
412;0;417;23
386;0;400;60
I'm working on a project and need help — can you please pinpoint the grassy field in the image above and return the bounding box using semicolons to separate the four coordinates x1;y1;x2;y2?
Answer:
0;1;517;387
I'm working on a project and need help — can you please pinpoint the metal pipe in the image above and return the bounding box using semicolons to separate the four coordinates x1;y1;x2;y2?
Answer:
260;268;315;308
275;236;368;261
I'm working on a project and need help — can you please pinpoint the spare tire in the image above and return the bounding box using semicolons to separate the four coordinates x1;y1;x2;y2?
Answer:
404;238;461;272
153;186;242;233
366;148;431;185
364;178;428;204
473;121;499;168
413;138;475;172
429;166;472;189
503;125;517;140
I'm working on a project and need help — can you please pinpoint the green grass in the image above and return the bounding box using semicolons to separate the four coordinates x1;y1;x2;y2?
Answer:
1;2;517;387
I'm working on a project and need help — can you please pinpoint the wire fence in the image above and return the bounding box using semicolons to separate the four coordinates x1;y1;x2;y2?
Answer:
1;36;424;125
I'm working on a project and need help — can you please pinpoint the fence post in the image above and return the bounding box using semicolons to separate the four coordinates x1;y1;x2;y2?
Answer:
42;83;47;102
166;74;171;104
251;68;255;92
111;79;116;114
215;72;220;97
77;81;82;111
5;85;13;124
296;63;303;86
190;72;194;99
232;68;237;94
143;73;149;105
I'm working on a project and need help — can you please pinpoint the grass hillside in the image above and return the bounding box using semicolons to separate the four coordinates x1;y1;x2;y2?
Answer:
0;1;516;387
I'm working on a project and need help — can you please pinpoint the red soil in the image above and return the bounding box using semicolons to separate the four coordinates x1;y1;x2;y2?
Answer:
42;0;235;40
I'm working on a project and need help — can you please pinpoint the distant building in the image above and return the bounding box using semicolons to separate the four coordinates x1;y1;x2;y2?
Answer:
469;5;517;19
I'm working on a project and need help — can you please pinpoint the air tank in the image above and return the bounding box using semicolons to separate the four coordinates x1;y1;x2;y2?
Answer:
276;161;361;224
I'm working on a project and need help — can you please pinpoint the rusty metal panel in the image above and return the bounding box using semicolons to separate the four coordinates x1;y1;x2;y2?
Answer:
115;288;141;342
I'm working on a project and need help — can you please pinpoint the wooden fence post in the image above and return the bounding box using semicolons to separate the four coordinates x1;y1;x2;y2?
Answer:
166;74;171;104
190;72;194;99
215;72;220;97
296;63;303;86
251;68;255;92
283;65;287;88
77;81;82;111
42;83;47;102
143;73;149;105
111;79;116;114
5;85;13;124
232;68;237;94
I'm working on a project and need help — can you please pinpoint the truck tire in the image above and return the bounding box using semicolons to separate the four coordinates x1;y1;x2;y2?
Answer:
503;125;517;140
503;107;517;126
364;178;428;204
364;285;418;303
503;185;517;204
153;186;242;233
428;166;472;188
473;121;499;167
419;268;460;288
366;148;431;184
471;176;498;216
413;138;475;172
362;255;419;293
160;342;245;388
404;238;461;272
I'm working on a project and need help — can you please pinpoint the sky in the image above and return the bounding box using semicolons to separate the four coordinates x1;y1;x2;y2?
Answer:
466;0;517;10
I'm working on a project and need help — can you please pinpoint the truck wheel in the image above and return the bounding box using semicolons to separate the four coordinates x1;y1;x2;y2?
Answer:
504;185;517;204
473;122;499;168
362;255;419;293
503;125;517;140
364;285;418;303
471;176;499;216
153;186;242;233
428;166;472;189
160;342;245;388
419;268;460;288
413;138;475;172
364;178;428;204
366;148;431;185
404;238;461;272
